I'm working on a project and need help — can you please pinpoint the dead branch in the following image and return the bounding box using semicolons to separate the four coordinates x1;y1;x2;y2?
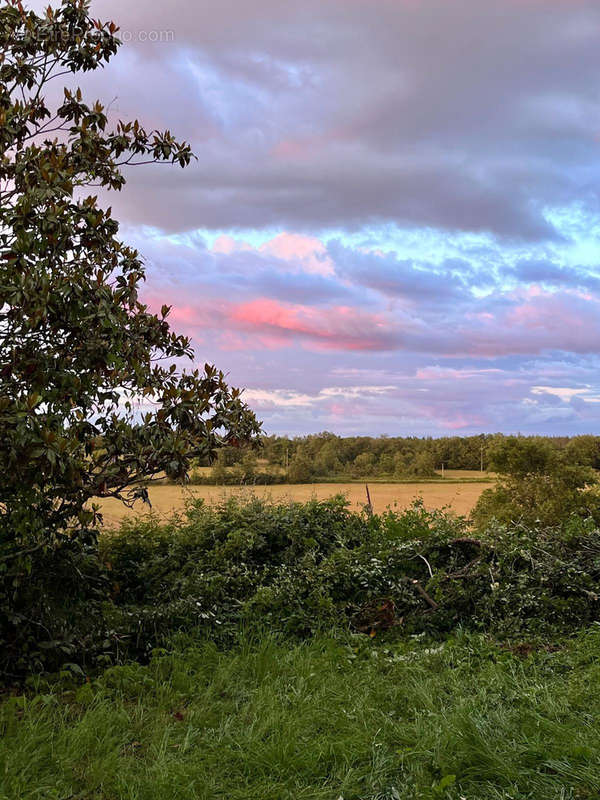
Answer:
410;579;439;610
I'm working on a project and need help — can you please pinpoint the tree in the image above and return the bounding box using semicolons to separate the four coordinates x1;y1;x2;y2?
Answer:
232;451;257;483
472;436;599;530
377;452;394;476
486;436;556;477
314;439;342;476
351;452;375;477
210;451;229;485
0;0;260;674
566;435;600;470
393;451;410;478
288;454;314;483
410;451;437;478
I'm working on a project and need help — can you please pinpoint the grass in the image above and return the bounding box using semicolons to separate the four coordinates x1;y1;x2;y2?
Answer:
3;628;600;800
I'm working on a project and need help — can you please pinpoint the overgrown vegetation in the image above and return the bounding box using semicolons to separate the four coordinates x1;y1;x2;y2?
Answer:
4;480;600;679
100;494;600;657
4;629;600;799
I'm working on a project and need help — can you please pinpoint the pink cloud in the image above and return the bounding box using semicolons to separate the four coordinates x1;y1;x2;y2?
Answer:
167;305;204;325
259;233;334;276
443;290;600;358
210;231;334;276
230;298;400;351
145;284;600;361
443;414;483;431
505;291;597;344
272;124;358;162
211;235;247;255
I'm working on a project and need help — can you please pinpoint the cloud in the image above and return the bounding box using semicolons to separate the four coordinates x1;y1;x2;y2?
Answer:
328;240;473;304
514;260;600;292
259;233;334;276
244;384;396;409
57;0;600;240
212;232;333;275
532;386;600;403
137;229;600;366
25;0;600;434
230;298;402;351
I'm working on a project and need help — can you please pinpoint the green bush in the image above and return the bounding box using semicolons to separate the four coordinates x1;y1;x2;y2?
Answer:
471;434;600;529
101;497;600;661
101;496;369;655
6;494;600;681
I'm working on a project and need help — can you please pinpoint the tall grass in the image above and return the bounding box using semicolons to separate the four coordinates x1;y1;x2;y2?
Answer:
2;627;600;799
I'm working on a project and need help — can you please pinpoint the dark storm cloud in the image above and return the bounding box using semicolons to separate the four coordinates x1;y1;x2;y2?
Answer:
56;0;600;239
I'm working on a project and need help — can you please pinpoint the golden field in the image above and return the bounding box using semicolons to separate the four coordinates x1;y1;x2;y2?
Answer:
98;480;491;527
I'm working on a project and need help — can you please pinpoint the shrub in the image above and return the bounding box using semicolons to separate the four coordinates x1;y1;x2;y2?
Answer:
0;537;113;680
100;496;369;656
6;494;600;681
471;435;600;529
101;497;600;661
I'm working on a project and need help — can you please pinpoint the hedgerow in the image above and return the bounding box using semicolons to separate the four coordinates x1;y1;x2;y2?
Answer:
4;495;600;681
101;496;600;662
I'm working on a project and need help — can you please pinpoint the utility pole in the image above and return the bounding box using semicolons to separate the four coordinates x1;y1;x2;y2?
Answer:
480;444;484;473
441;462;445;479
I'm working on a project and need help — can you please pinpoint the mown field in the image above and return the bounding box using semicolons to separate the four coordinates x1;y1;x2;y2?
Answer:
98;479;490;526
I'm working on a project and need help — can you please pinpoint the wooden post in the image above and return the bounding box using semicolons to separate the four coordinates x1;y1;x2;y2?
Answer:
365;483;373;515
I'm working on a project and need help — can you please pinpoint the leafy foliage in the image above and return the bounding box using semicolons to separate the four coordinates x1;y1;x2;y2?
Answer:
101;497;600;661
472;435;600;529
4;488;600;679
0;0;260;679
204;431;600;483
101;496;369;656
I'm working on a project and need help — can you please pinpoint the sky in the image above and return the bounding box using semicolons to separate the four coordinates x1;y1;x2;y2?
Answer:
56;0;600;435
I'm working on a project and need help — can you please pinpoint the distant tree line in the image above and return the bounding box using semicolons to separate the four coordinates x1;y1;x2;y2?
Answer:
192;432;600;484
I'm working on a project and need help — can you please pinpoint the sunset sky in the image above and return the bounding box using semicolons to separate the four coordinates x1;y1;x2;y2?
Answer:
67;0;600;435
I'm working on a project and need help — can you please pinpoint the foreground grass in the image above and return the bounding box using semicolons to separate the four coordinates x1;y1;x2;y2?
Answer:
2;629;600;800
